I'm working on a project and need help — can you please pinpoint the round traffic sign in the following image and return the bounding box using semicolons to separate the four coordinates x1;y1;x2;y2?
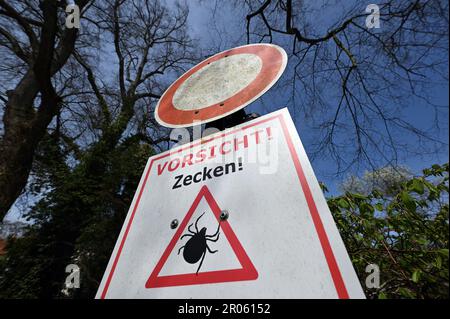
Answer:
154;43;287;128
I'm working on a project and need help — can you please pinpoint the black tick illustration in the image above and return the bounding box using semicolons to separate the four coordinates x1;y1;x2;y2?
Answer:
178;212;221;275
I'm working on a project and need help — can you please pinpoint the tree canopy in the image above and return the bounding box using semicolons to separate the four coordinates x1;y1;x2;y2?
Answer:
328;163;449;298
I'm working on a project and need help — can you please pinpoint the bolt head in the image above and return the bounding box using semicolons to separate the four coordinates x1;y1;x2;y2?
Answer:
220;210;229;221
170;219;179;229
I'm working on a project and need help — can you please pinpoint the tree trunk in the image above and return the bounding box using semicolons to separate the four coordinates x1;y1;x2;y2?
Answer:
0;0;87;219
0;69;59;218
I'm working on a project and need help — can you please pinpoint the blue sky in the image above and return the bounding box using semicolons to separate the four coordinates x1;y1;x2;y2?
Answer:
185;1;449;194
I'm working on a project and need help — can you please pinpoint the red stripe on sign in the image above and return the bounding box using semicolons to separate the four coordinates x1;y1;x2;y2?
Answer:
145;185;258;288
278;115;349;299
100;112;349;298
100;160;155;299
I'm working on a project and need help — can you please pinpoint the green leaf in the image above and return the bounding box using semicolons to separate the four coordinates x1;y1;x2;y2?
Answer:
375;203;384;211
412;269;421;283
398;287;416;298
437;248;449;257
352;193;367;200
378;291;387;299
416;237;428;245
435;256;442;269
409;179;425;195
338;198;350;209
360;202;375;215
375;232;385;241
400;191;416;211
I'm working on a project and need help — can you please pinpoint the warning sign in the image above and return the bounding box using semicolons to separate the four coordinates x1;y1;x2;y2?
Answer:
96;108;365;299
146;185;258;288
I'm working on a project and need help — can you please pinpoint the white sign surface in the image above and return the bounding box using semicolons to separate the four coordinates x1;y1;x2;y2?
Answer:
96;108;365;299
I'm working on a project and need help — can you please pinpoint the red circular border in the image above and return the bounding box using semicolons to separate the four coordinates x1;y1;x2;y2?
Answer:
155;44;285;127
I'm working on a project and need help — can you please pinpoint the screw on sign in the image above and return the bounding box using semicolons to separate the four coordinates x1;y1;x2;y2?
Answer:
178;212;221;274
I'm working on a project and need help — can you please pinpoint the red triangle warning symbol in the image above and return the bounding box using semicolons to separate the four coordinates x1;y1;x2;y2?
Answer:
146;185;258;288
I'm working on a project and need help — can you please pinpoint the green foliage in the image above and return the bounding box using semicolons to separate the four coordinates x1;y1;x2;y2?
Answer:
0;133;154;298
328;163;449;299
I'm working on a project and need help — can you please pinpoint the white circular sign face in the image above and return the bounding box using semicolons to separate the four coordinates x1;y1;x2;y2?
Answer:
155;43;287;128
172;54;263;111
